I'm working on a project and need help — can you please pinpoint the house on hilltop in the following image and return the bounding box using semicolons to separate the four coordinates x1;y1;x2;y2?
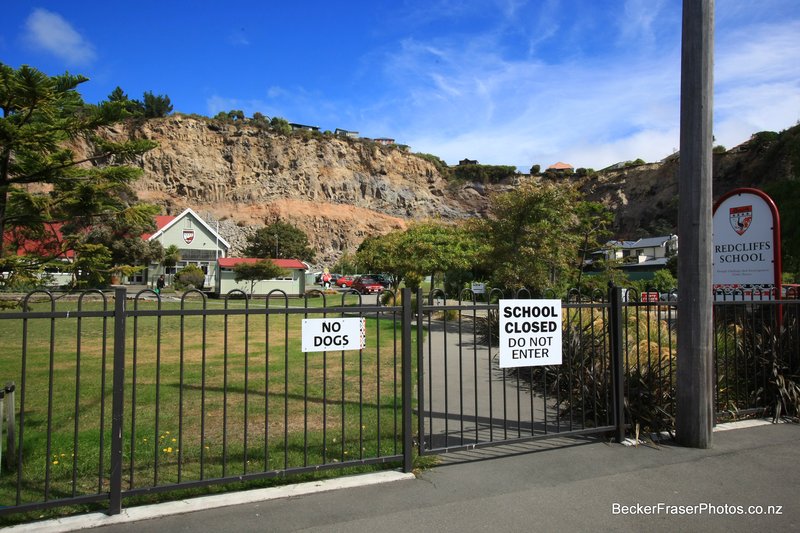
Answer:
289;123;320;132
547;162;574;173
334;128;359;138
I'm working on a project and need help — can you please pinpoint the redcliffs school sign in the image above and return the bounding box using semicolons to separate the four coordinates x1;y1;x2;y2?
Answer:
712;188;781;300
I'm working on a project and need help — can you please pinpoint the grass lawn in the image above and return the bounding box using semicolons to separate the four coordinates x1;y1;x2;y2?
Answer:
0;292;416;519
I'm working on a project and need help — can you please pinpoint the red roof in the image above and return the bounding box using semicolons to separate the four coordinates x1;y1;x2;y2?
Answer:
218;257;307;270
10;215;175;259
141;216;175;240
548;161;574;170
4;222;75;259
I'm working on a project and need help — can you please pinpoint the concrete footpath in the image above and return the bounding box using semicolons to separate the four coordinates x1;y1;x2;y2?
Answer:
10;420;799;533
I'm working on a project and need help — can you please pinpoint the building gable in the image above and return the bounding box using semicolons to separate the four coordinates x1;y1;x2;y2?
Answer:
147;208;231;254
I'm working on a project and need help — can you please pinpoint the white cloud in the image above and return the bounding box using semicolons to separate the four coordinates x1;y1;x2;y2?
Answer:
23;8;96;66
373;1;798;170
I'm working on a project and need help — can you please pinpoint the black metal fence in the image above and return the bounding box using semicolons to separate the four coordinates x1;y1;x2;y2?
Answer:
0;288;412;518
1;285;797;518
713;289;800;419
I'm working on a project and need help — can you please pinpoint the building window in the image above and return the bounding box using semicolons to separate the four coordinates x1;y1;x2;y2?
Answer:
180;249;217;261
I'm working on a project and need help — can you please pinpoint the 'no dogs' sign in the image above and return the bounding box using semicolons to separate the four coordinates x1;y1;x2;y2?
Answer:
302;318;366;352
499;300;562;368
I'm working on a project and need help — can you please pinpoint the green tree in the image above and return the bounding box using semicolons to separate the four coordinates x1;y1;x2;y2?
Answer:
142;91;173;118
478;183;603;293
70;242;113;288
243;221;315;261
85;215;163;273
233;260;287;295
357;221;487;291
764;180;800;277
651;269;677;292
0;64;157;285
269;116;291;135
452;164;517;184
574;201;615;287
162;244;181;273
251;112;270;129
107;86;144;116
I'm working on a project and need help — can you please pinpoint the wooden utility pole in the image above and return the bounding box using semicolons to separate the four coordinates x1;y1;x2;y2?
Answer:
676;0;714;448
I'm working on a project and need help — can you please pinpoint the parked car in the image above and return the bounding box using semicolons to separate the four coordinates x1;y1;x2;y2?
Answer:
370;274;392;288
336;275;355;288
660;290;678;302
352;276;385;295
783;284;799;299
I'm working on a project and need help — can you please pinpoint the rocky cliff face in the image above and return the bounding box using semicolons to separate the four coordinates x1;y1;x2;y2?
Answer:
92;116;488;265
545;127;798;239
86;116;798;264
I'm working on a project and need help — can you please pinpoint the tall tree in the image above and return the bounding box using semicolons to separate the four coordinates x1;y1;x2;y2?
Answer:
0;63;157;280
478;183;610;293
142;91;172;118
357;221;486;290
243;221;315;262
107;86;145;116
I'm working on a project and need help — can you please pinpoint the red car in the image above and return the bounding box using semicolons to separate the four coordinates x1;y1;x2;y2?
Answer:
352;276;384;295
336;275;355;288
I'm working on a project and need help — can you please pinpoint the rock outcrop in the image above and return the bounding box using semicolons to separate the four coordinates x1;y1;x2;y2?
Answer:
91;115;484;264
82;116;798;264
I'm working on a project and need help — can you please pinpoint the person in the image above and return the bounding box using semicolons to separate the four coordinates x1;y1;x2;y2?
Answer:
156;274;166;294
321;271;332;289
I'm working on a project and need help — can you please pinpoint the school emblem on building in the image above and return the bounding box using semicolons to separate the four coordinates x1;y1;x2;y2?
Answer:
729;205;752;236
182;229;195;244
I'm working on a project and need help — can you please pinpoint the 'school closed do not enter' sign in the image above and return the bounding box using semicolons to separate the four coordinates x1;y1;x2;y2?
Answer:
498;299;563;368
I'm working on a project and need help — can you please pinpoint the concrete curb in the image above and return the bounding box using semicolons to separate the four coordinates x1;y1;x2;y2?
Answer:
6;471;415;533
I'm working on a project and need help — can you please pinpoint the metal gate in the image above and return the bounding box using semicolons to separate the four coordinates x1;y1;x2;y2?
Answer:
415;288;626;455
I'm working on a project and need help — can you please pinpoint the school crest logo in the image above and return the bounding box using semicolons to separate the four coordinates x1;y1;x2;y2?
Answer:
182;229;195;244
729;205;752;236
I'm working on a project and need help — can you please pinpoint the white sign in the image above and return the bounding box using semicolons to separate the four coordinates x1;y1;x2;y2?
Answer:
712;189;779;300
499;299;562;368
302;318;366;352
471;282;486;294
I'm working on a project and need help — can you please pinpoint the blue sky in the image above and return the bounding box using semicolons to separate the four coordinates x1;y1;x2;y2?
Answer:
2;1;798;169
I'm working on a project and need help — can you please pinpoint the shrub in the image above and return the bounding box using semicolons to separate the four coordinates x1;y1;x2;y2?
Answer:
174;264;205;290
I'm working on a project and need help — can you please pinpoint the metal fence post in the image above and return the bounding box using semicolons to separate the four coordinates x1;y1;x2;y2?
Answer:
415;288;425;456
401;288;413;473
109;287;127;515
609;285;626;443
3;382;15;470
0;387;4;472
